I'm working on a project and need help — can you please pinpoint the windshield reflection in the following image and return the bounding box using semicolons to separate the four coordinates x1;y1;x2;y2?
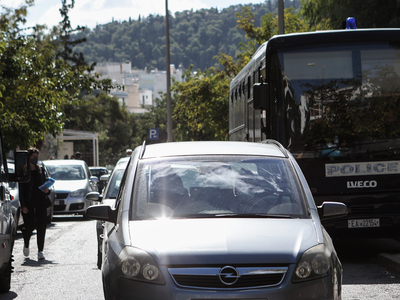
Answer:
132;156;307;220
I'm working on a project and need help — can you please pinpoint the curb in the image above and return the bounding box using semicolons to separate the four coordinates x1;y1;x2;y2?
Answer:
377;253;400;274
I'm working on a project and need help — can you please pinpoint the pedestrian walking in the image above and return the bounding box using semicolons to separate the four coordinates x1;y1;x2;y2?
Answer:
19;147;51;260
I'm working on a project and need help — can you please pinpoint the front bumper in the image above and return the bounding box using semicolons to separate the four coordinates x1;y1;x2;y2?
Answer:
105;265;341;300
53;194;90;214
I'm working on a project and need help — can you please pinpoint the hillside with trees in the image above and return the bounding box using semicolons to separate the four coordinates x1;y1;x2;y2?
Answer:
74;0;302;71
2;0;399;165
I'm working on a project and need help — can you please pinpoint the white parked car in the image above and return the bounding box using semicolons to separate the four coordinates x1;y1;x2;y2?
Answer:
43;159;98;217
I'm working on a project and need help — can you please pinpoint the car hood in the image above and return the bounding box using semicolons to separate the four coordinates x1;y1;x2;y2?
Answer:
53;180;87;192
128;218;319;265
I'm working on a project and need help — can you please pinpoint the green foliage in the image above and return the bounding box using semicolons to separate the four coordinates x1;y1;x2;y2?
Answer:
0;1;116;152
301;0;400;30
147;2;307;143
73;3;281;71
0;5;68;150
95;93;139;165
235;6;308;65
172;66;229;141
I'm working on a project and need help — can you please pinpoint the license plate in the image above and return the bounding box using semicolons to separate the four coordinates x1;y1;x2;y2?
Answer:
348;219;380;228
54;200;64;205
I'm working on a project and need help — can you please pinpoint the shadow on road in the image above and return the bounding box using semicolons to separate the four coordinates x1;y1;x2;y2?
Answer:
51;215;92;222
334;238;400;285
21;257;56;267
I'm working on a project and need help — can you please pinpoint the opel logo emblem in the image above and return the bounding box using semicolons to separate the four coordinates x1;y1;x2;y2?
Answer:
218;266;240;285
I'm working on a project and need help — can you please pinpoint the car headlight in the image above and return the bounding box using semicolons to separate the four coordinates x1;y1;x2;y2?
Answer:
70;189;86;197
292;244;332;283
119;246;165;284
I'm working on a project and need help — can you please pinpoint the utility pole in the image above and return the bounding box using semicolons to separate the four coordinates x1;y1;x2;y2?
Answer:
165;0;173;142
278;0;284;35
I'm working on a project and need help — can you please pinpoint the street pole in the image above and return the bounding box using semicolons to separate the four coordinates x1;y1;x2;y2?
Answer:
165;0;173;142
278;0;284;35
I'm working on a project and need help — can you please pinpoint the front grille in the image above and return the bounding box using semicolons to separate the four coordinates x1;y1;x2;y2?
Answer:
168;266;287;290
54;205;66;211
56;193;69;200
70;203;85;211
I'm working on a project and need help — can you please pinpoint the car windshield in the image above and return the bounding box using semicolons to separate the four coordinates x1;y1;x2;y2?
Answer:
131;156;308;220
90;168;108;178
46;165;86;180
104;169;125;199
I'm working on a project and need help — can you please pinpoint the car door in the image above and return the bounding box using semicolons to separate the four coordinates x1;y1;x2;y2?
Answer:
101;161;130;282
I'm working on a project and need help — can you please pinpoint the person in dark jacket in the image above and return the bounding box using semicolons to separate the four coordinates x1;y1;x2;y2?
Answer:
19;147;50;260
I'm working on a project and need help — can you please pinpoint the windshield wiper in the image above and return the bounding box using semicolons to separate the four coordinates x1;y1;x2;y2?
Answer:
213;213;294;218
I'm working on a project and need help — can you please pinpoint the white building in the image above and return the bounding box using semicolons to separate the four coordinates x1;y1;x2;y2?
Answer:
94;62;183;114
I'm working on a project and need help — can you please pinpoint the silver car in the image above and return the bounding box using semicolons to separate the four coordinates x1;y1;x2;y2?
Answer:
86;141;347;300
87;160;129;269
43;159;98;216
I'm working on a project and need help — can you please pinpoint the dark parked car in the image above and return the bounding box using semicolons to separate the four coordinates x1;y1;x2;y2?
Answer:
87;160;129;269
89;166;110;193
86;140;347;300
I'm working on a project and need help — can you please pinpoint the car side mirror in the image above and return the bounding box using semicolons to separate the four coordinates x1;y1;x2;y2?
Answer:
86;204;117;223
9;151;30;183
91;176;99;183
317;202;348;220
86;191;101;202
100;174;110;182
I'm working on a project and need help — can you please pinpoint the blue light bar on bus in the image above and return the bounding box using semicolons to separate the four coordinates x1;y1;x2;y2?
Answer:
346;17;357;29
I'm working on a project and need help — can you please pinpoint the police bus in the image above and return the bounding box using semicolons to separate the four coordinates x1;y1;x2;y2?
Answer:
229;23;400;237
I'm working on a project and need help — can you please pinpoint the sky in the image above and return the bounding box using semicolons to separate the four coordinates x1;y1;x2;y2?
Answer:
2;0;263;30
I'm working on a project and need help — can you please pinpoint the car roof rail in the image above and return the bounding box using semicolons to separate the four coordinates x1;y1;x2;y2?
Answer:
139;140;146;159
260;139;288;157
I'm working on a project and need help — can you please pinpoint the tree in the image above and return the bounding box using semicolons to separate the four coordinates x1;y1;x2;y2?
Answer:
136;94;168;144
0;3;69;151
165;6;309;143
0;1;116;151
235;6;308;65
96;93;139;165
301;0;400;30
172;66;229;141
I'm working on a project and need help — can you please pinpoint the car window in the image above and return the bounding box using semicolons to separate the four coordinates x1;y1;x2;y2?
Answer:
46;165;86;180
131;156;308;220
104;169;125;199
114;162;130;220
90;168;108;178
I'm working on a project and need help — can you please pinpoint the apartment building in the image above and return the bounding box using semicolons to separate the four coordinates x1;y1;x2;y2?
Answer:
94;62;183;114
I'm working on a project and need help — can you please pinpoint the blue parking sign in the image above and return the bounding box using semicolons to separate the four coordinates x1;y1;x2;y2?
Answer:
148;128;159;140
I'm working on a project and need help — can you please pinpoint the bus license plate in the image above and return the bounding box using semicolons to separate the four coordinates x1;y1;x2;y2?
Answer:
348;219;380;228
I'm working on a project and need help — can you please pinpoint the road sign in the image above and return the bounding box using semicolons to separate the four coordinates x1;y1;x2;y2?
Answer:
148;128;159;140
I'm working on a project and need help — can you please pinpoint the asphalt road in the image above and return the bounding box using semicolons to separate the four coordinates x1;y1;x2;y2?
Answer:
3;215;103;300
2;217;400;299
335;237;400;300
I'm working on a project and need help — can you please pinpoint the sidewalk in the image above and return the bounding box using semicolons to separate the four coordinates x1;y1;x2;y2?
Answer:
378;253;400;274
